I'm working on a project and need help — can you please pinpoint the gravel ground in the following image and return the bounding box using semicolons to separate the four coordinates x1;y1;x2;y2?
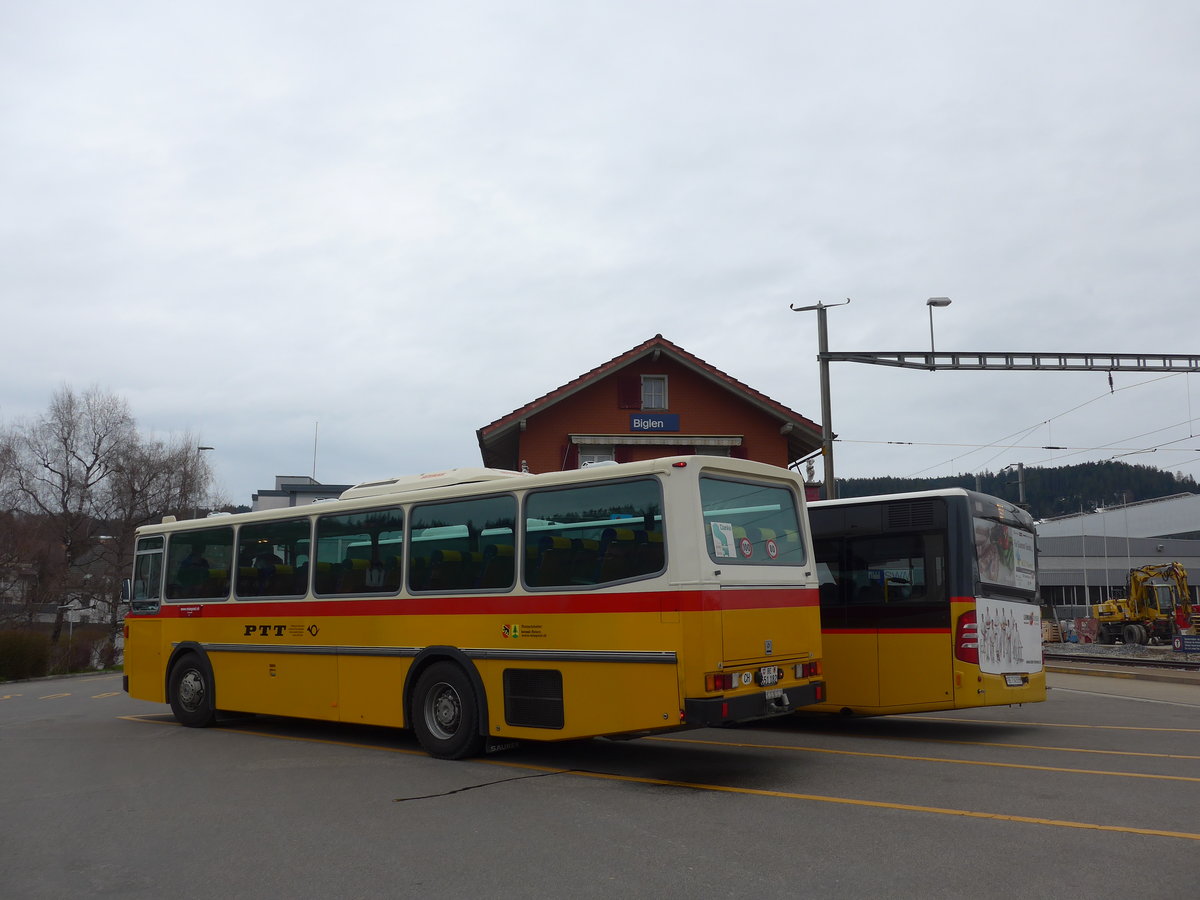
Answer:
1042;639;1185;658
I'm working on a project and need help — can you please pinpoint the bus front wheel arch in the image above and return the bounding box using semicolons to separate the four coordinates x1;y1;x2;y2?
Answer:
168;651;216;728
410;661;486;760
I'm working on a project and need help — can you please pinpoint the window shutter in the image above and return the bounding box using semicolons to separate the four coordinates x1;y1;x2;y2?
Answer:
616;375;641;409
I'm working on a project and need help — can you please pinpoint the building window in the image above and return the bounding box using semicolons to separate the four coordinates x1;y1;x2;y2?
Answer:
641;375;667;410
579;446;615;467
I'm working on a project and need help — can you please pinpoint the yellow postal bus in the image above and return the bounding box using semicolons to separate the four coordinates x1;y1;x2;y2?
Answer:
808;488;1044;715
123;456;825;757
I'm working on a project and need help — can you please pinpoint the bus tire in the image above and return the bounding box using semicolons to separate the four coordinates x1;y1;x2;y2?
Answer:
168;652;216;728
412;661;485;760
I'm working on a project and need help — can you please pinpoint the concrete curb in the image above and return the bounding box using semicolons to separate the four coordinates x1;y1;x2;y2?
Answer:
1045;662;1200;686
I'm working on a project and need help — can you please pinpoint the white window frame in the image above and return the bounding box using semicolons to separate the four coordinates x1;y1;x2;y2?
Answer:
641;375;668;410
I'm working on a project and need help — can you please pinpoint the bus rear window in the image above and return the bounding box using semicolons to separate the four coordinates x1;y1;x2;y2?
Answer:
973;517;1036;593
700;476;806;566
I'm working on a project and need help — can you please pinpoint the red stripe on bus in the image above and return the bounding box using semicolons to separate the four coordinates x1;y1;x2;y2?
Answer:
140;587;819;619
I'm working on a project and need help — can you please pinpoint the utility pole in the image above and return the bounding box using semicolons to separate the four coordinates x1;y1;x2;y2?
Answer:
790;299;850;499
1004;462;1028;509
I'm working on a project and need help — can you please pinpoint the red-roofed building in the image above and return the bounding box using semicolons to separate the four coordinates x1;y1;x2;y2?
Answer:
476;335;822;475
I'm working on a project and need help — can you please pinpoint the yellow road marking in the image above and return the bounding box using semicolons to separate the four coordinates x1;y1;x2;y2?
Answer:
894;714;1200;734
38;693;71;700
1;694;23;700
120;714;1200;842
552;768;1200;842
91;692;123;699
919;737;1200;761
648;735;1200;783
802;730;1200;762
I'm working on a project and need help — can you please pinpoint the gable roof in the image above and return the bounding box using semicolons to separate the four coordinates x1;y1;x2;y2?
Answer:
476;334;822;467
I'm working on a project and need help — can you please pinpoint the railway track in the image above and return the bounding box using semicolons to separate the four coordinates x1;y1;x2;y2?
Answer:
1043;651;1200;673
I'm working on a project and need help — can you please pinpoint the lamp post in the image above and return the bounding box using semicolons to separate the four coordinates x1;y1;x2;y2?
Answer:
790;299;850;500
926;297;952;364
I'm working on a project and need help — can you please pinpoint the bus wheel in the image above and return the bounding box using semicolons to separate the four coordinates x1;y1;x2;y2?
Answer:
168;653;216;728
412;662;484;760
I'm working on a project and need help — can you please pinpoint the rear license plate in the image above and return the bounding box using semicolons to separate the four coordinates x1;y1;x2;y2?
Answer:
758;666;779;687
1004;674;1025;687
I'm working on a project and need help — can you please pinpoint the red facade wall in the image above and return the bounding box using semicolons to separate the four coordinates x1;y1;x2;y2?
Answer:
516;358;792;473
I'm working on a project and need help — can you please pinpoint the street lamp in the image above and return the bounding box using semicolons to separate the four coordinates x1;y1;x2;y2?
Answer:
926;297;952;359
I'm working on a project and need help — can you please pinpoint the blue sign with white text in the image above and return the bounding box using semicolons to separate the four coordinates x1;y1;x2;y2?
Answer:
629;414;680;432
1172;635;1200;653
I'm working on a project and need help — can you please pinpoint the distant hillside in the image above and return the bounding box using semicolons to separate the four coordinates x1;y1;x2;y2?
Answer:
836;461;1198;519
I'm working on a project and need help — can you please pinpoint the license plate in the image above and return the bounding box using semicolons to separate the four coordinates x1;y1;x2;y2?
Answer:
1004;674;1025;687
764;688;783;700
758;666;779;687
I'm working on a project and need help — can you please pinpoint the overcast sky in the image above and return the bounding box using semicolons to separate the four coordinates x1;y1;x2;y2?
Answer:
3;2;1198;505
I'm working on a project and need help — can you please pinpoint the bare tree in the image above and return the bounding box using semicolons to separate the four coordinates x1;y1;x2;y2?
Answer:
1;386;216;655
4;388;131;642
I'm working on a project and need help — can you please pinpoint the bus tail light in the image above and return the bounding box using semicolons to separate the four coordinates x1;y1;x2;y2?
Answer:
794;660;822;679
705;672;735;692
955;611;979;664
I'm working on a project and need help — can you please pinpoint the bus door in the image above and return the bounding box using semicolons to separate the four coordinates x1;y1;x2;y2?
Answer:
817;545;880;708
820;531;950;709
865;532;951;707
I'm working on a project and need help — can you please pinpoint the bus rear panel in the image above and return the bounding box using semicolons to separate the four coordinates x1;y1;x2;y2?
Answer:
808;488;1044;715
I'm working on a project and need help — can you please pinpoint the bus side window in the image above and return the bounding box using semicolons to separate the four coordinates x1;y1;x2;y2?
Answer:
523;479;664;588
409;495;516;592
813;546;845;607
235;518;310;598
313;507;404;597
164;526;234;601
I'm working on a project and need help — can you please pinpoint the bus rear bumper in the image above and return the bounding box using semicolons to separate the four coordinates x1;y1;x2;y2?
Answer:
684;681;826;726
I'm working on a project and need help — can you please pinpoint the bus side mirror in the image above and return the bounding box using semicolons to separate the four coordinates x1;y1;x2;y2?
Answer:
120;579;132;602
